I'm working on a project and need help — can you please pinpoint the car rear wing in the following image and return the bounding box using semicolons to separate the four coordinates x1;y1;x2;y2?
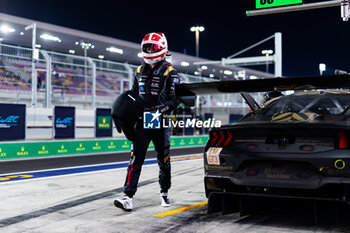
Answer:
175;74;350;97
176;77;261;110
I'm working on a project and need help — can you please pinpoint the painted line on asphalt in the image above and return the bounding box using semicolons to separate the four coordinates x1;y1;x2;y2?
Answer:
153;201;208;217
0;154;203;183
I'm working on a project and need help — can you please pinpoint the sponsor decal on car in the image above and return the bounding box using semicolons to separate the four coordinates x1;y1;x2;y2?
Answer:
206;147;222;165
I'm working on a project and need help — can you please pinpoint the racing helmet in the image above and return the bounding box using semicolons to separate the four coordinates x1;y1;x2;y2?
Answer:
141;32;168;65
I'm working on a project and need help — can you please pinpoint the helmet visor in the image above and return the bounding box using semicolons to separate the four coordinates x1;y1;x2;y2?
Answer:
142;43;163;54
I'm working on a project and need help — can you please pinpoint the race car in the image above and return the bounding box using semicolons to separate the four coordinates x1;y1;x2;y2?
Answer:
176;74;350;219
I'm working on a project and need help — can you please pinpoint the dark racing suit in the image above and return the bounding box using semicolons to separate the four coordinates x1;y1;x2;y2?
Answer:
123;60;180;197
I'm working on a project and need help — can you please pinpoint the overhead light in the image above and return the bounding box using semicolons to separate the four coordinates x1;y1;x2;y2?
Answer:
201;65;208;70
20;32;24;36
137;53;143;58
80;41;93;49
194;71;200;75
209;74;215;78
190;26;205;32
106;47;123;54
319;63;326;72
181;61;190;66
69;50;75;54
0;38;3;42
250;75;258;80
75;41;79;45
35;44;41;48
238;70;246;78
262;49;273;55
0;25;15;34
98;55;104;59
40;33;61;42
224;70;233;75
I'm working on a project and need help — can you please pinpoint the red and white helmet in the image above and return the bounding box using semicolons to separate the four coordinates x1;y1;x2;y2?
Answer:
141;32;168;65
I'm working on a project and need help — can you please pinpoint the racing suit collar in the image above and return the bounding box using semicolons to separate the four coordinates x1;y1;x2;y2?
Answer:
142;60;168;76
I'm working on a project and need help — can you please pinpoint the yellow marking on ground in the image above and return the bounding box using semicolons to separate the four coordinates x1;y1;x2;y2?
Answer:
170;155;203;162
153;201;208;217
0;174;33;181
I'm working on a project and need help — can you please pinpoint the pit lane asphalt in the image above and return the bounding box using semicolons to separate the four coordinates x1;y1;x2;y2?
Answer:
2;157;350;233
0;146;204;174
1;149;350;232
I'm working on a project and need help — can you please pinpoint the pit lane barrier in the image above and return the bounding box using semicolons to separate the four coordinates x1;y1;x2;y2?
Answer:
0;136;208;160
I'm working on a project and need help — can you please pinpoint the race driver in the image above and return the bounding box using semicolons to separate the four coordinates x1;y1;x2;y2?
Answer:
114;32;180;211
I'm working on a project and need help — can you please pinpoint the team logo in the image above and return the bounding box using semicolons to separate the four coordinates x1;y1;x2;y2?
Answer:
55;117;73;128
0;115;19;128
143;110;161;129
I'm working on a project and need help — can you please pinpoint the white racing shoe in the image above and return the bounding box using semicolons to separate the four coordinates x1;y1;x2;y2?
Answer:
114;196;133;212
160;192;170;207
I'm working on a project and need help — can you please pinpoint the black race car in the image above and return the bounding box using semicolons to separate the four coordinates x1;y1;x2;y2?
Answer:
176;74;350;218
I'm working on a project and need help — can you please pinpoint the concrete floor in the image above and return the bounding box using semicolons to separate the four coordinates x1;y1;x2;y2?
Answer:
1;157;350;233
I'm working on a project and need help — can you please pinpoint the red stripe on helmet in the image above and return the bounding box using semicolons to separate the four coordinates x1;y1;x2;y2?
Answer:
143;51;166;59
151;33;161;41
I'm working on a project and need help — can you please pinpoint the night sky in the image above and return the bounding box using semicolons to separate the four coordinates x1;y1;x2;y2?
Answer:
0;0;348;77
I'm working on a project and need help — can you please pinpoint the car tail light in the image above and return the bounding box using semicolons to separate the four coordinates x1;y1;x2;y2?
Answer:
246;169;259;176
216;131;225;146
338;132;347;149
209;132;218;146
210;131;233;147
248;144;257;150
300;145;315;152
223;131;232;147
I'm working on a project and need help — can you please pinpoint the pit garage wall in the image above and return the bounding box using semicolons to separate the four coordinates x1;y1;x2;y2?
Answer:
27;108;97;140
26;107;134;139
0;136;208;160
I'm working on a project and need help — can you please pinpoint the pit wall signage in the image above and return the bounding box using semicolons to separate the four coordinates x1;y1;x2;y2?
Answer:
0;103;26;141
0;136;209;160
95;108;112;137
54;106;75;139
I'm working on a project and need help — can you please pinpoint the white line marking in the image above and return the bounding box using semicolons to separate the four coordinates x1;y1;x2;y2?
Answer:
1;158;204;185
0;153;203;176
